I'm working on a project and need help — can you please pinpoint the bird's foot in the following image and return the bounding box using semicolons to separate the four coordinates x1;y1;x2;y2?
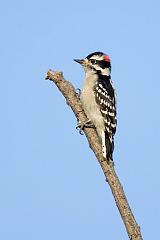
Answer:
76;119;95;135
75;88;81;99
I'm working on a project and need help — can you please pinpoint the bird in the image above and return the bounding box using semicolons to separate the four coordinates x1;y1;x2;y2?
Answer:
74;51;117;161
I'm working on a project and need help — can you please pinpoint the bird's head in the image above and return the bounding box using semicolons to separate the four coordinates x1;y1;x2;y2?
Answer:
74;51;111;77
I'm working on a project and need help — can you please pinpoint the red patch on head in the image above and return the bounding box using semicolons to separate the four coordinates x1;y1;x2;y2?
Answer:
104;55;110;62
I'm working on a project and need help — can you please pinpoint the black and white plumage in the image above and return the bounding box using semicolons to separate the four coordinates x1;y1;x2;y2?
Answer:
74;52;117;161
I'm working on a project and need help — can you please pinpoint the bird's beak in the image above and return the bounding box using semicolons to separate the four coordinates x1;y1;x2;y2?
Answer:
74;59;85;65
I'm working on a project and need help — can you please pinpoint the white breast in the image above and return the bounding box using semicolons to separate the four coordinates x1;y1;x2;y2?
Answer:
80;73;105;137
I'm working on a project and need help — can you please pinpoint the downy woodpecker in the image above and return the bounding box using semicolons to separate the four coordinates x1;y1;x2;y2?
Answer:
74;52;117;161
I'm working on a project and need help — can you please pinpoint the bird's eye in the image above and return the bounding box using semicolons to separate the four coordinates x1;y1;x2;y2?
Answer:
90;59;97;64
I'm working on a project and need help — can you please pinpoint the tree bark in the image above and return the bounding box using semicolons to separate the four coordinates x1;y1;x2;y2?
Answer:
45;69;143;240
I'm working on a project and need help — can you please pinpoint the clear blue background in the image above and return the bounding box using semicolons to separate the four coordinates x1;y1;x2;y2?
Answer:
1;0;160;239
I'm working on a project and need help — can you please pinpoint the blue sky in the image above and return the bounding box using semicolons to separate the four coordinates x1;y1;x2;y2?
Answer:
1;0;160;239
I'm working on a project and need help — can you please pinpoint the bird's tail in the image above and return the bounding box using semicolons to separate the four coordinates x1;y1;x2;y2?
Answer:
102;131;114;161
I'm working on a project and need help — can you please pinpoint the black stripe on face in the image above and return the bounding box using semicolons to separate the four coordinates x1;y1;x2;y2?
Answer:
90;60;111;75
97;60;111;69
89;59;111;69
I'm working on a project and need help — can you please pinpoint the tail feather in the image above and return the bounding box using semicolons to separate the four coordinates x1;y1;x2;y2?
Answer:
102;131;114;161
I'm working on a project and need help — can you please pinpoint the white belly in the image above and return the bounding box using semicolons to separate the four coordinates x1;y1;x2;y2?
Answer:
80;74;105;137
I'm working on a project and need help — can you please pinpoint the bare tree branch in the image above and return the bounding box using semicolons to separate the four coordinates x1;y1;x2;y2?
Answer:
45;69;143;240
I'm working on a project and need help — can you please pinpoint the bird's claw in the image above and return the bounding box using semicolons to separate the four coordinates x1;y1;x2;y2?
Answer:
79;129;84;135
75;88;81;99
76;88;81;95
76;122;84;135
76;120;95;135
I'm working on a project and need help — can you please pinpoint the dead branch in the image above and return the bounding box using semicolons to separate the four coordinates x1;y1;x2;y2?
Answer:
45;69;143;240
